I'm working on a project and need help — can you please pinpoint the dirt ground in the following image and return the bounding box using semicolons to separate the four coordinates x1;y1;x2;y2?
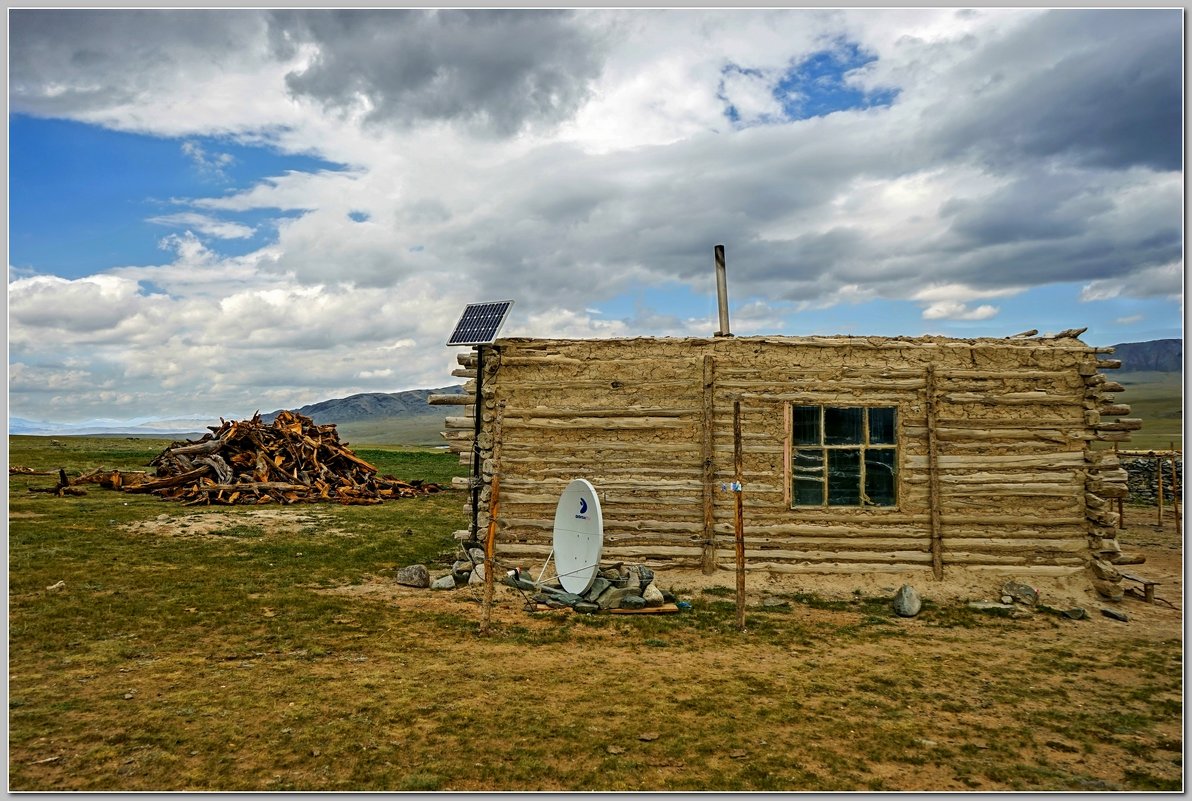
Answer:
330;513;1182;643
125;509;351;539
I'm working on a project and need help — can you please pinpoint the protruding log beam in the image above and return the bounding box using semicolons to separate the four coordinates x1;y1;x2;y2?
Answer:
1094;418;1143;431
428;393;471;405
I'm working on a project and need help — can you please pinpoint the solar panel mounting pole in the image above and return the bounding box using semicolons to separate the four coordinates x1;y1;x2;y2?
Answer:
445;300;515;550
470;345;485;541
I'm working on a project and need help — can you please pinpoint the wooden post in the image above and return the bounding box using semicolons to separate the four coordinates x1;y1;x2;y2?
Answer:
733;399;746;632
1170;443;1181;533
480;475;500;634
1157;453;1164;526
700;355;717;574
782;401;792;508
925;366;944;580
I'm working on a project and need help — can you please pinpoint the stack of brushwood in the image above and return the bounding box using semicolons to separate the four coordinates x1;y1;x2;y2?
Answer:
124;411;443;506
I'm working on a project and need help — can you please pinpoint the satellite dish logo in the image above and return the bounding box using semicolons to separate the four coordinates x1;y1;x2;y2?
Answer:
575;497;589;520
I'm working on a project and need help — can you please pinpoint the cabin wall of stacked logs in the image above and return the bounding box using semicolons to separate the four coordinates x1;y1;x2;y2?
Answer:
435;337;1137;578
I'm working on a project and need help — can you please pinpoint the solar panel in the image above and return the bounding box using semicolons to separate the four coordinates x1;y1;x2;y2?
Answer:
446;300;514;346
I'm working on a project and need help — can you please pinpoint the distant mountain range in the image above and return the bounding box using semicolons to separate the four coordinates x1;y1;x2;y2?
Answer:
9;339;1182;442
1109;338;1182;373
261;385;464;425
10;385;466;442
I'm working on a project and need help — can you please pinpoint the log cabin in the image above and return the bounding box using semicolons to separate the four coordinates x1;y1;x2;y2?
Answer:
434;332;1136;581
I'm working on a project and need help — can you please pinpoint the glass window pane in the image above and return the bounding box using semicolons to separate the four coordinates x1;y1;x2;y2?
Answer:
868;407;896;445
793;448;824;505
827;449;861;506
864;449;897;506
793;406;820;446
824;407;863;445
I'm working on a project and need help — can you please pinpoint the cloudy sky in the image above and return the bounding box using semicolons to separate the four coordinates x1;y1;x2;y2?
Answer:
8;7;1184;424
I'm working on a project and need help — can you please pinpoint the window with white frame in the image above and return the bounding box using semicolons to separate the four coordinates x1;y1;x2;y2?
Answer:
791;405;898;507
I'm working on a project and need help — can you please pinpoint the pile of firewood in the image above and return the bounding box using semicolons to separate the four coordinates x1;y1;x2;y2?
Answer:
121;411;443;506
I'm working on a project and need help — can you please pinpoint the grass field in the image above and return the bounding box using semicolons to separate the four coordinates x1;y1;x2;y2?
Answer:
334;414;447;447
1113;372;1183;451
7;436;1183;791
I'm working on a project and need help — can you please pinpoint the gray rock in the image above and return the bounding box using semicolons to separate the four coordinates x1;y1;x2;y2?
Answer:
637;565;655;586
615;568;639;592
452;560;473;574
468;563;486;586
583;577;611;601
598;563;623;581
573;601;600;614
762;596;788;608
1062;607;1087;620
596;585;641;610
1001;580;1039;607
968;601;1015;612
537;586;584;606
642;583;665;607
892;584;922;617
661;589;677;604
430;574;456;591
394;564;430;588
467;548;485;564
1000;595;1014;604
1101;607;1129;622
620;594;646;610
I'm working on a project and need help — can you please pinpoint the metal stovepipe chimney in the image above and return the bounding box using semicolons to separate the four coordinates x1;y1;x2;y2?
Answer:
714;244;732;337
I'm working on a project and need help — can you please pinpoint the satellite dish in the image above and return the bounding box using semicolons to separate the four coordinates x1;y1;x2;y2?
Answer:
552;478;603;594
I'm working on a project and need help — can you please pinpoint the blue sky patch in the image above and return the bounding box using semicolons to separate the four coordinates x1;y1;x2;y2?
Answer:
722;40;898;126
9;115;344;277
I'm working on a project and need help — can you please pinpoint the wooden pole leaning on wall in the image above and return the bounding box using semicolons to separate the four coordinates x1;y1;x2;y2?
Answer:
1170;443;1181;533
700;354;718;575
925;366;944;580
733;399;746;632
782;401;792;509
480;474;500;634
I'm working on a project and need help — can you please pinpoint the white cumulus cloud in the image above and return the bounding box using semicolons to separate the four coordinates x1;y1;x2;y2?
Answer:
147;212;256;239
921;301;1000;321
